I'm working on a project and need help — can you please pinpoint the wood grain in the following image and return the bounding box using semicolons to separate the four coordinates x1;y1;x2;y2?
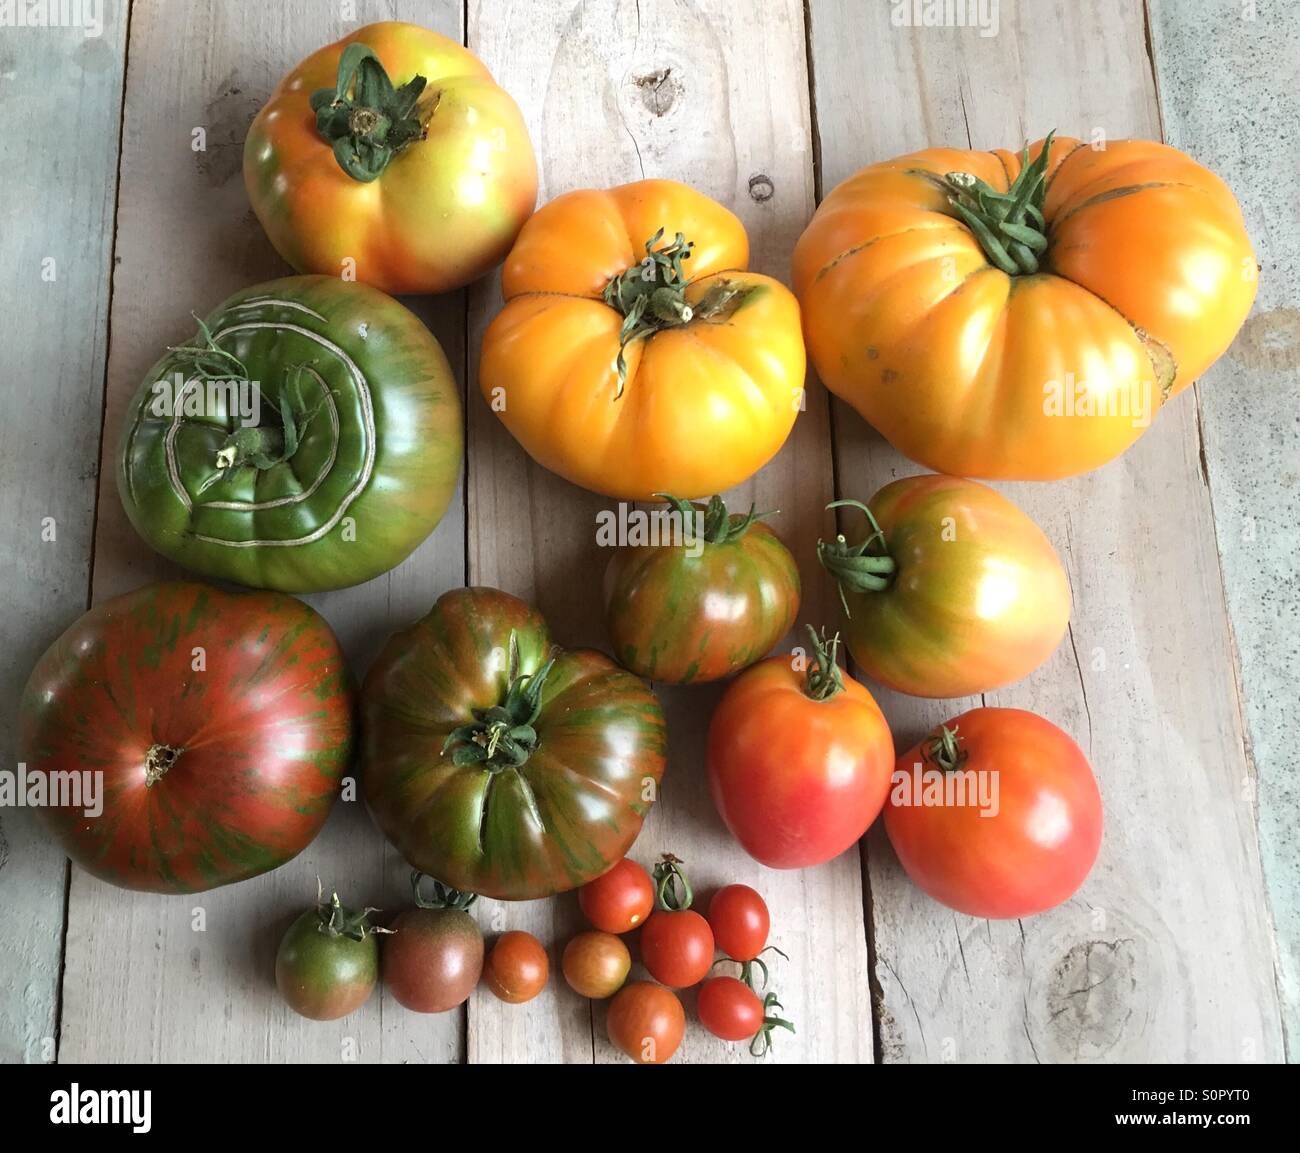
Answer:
57;0;468;1063
0;0;128;1063
808;0;1284;1062
464;0;872;1063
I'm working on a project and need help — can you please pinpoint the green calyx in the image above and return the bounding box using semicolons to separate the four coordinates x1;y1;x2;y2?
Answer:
441;632;554;772
818;498;897;615
310;43;428;182
750;991;797;1058
314;888;385;942
654;493;777;547
206;364;331;483
602;229;752;396
925;725;967;774
652;853;695;912
939;130;1056;276
801;625;845;702
410;871;478;912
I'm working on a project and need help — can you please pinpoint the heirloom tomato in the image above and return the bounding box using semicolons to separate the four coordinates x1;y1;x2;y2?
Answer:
818;474;1070;698
479;178;806;499
484;931;550;1004
361;587;667;900
604;495;800;684
275;891;381;1021
117;276;462;592
578;857;655;934
562;931;631;999
885;708;1103;918
607;982;686;1064
708;628;894;869
383;876;484;1013
245;22;537;294
794;133;1256;478
638;856;715;989
17;581;353;893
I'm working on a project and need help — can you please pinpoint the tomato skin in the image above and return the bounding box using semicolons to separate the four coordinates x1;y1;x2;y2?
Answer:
275;909;378;1021
245;22;536;295
829;475;1071;698
706;885;770;962
794;137;1255;480
607;982;686;1064
697;977;764;1042
578;859;655;934
639;909;715;989
604;511;800;684
708;655;894;869
383;907;484;1013
562;932;631;999
885;708;1103;918
480;179;805;500
362;587;667;900
117;276;462;592
484;931;549;1004
17;581;352;893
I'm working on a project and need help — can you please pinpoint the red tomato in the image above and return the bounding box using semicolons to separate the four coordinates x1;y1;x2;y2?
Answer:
706;885;770;961
696;976;763;1042
607;982;686;1064
562;931;631;999
484;931;549;1004
885;708;1103;918
639;855;715;988
578;858;655;934
708;628;894;868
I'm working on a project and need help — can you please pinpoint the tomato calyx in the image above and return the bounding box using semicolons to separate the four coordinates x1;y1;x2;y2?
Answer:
651;853;696;911
713;943;789;992
410;870;479;912
441;632;556;771
799;624;845;702
924;724;969;773
939;129;1057;276
749;991;797;1058
310;43;429;182
654;493;777;549
143;743;183;787
819;498;897;614
313;885;389;942
602;229;753;396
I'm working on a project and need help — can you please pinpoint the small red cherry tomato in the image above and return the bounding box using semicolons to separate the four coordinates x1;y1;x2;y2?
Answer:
706;884;770;961
578;858;655;934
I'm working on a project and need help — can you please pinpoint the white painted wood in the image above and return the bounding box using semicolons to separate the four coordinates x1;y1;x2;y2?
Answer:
1148;0;1300;1061
808;0;1284;1062
0;0;128;1064
465;0;872;1063
57;0;468;1063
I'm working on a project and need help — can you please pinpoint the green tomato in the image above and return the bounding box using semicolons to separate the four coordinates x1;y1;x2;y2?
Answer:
275;894;380;1021
117;275;462;592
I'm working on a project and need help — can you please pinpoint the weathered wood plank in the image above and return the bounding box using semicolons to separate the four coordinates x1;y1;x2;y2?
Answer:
465;0;872;1062
1148;0;1300;1059
57;0;468;1063
0;1;128;1064
808;0;1285;1062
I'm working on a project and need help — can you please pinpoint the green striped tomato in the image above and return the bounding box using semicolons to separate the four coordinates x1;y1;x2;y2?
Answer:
17;581;354;893
603;496;800;684
361;587;667;900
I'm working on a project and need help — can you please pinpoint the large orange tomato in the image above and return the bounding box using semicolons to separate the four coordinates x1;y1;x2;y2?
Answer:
245;22;537;294
794;134;1256;479
479;179;806;499
818;475;1070;698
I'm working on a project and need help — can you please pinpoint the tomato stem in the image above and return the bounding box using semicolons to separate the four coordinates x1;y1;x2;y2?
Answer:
316;888;389;941
410;871;478;911
801;625;845;702
310;43;428;182
938;130;1056;275
651;853;695;911
143;743;183;787
925;725;968;774
818;498;897;615
749;991;796;1058
654;493;778;547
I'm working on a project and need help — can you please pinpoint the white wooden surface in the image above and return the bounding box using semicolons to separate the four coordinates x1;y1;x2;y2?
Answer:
0;0;1293;1063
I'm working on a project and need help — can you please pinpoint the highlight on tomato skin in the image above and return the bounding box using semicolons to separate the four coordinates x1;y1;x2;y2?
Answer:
884;707;1103;920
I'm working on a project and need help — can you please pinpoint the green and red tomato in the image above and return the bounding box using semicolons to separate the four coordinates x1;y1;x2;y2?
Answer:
361;586;667;900
561;931;631;999
604;495;800;683
18;581;353;893
383;876;484;1013
276;891;381;1021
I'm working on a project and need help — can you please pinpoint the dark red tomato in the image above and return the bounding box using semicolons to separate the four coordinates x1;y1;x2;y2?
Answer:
607;982;686;1064
696;976;763;1042
384;907;484;1013
362;587;667;900
640;910;714;988
604;495;800;684
579;858;655;934
885;708;1103;918
18;581;353;893
562;931;631;999
706;885;770;961
484;931;549;1004
708;627;894;869
275;894;379;1021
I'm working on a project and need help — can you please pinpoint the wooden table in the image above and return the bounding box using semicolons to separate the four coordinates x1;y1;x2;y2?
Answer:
1;0;1295;1063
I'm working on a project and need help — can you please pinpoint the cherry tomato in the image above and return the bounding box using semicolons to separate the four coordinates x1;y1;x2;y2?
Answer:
578;858;655;934
639;855;714;988
562;931;631;999
607;982;686;1064
484;931;549;1004
696;976;763;1041
706;885;770;961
